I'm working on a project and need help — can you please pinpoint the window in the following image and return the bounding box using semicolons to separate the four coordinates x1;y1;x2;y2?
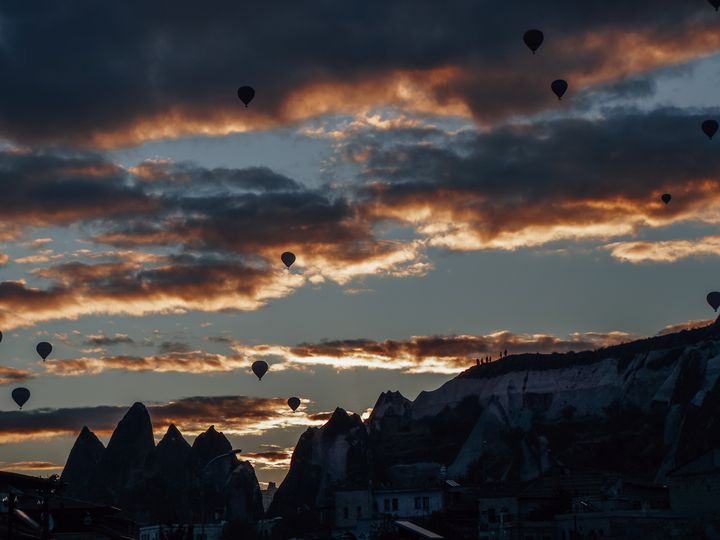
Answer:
422;496;429;511
392;498;398;511
488;507;497;523
384;498;390;511
373;501;378;512
343;507;348;519
414;497;421;510
356;506;362;519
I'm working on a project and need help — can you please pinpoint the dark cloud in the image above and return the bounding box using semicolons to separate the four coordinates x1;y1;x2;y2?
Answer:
132;162;301;192
287;331;635;373
1;108;719;328
356;109;720;250
0;150;154;232
0;1;713;145
206;336;234;344
157;341;191;354
0;255;300;328
0;395;317;442
84;333;135;346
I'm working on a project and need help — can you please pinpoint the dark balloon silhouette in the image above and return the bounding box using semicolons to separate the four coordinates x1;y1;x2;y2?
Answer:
0;331;3;343
288;397;301;412
661;193;671;205
12;387;30;409
36;341;52;361
281;252;296;268
707;292;720;312
702;120;719;140
523;29;544;54
709;0;720;11
551;79;568;100
237;86;255;107
252;360;269;381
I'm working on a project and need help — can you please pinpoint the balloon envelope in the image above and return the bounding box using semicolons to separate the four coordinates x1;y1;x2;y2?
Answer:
237;86;255;107
12;387;30;409
281;252;296;268
709;0;720;10
36;341;52;361
702;120;719;140
523;29;544;53
661;194;671;205
252;360;269;381
551;80;568;100
708;292;720;312
288;397;301;412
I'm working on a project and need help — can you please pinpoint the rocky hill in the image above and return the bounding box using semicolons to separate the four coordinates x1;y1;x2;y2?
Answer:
60;403;263;525
269;319;720;518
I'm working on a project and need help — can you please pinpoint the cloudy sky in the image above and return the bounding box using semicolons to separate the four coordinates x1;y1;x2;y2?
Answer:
2;0;720;486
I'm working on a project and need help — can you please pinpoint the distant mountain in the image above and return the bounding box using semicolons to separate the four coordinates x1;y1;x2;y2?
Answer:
270;319;720;518
61;404;263;526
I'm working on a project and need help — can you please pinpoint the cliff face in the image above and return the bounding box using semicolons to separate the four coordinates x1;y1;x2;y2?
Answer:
268;408;371;517
271;321;720;518
61;406;263;525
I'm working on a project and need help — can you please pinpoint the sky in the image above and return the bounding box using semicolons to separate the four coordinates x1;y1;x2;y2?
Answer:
2;0;720;486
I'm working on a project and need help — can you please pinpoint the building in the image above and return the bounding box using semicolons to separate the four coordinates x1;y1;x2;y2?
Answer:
478;473;672;540
138;523;223;540
0;470;137;540
261;482;277;512
333;486;444;539
554;510;701;540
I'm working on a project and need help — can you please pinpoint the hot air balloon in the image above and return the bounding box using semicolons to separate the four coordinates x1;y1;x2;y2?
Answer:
281;252;296;268
661;194;671;205
252;360;269;381
551;79;568;100
709;0;720;11
36;341;52;361
702;120;719;140
707;292;720;312
237;86;255;107
12;387;30;409
523;29;544;54
288;397;301;412
0;331;3;343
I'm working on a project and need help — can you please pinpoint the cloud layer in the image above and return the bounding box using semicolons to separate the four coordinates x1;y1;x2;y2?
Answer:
0;395;321;444
0;2;717;146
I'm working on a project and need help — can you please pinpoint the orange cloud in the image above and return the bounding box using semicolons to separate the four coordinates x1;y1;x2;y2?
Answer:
39;330;636;378
0;396;324;445
243;445;294;470
0;461;63;472
657;318;715;336
605;235;720;263
0;366;33;385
